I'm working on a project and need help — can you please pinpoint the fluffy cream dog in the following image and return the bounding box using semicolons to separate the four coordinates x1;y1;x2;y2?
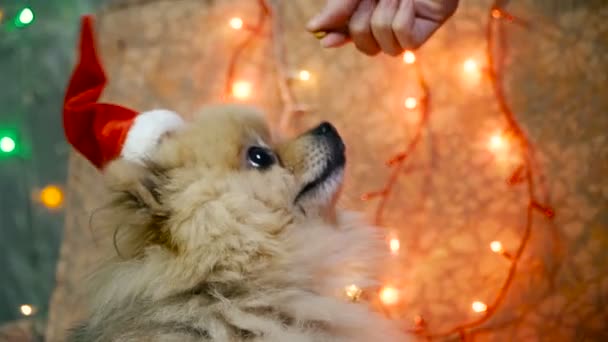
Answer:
69;105;408;341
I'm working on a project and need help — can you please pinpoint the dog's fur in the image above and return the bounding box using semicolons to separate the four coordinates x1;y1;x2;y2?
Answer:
69;105;407;341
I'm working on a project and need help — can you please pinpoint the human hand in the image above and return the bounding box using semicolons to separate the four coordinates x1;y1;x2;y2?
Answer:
306;0;459;56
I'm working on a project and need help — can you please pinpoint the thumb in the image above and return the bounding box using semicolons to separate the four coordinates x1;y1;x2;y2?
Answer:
306;0;360;31
320;32;350;48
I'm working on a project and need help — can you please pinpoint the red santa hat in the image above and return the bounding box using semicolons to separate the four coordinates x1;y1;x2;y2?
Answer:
63;15;184;169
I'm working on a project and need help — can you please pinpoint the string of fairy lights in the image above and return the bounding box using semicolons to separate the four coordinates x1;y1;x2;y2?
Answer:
2;4;67;320
224;0;308;136
4;0;557;338
1;3;66;213
223;0;555;340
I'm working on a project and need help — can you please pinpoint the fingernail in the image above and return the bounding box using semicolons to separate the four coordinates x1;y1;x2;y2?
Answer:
320;34;346;48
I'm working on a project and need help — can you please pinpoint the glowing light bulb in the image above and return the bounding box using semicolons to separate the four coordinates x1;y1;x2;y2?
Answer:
0;136;16;153
379;286;399;305
344;284;362;301
491;9;502;19
298;70;311;81
403;50;416;64
229;17;243;30
231;81;252;100
488;133;505;152
463;58;478;73
40;185;64;209
490;240;503;253
472;301;488;313
389;238;400;255
404;97;417;110
17;7;34;26
461;57;482;86
20;304;33;316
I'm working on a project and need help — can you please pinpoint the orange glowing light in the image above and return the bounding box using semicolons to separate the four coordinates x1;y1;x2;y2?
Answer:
463;58;478;73
40;185;63;209
231;81;252;100
298;70;311;81
379;286;400;305
404;97;417;110
403;50;416;64
492;9;501;18
472;301;488;313
389;238;400;255
490;240;504;253
229;17;244;30
488;133;505;152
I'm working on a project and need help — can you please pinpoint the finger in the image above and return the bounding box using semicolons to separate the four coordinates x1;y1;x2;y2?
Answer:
409;17;441;49
415;0;459;22
370;0;402;56
392;0;415;49
349;0;380;55
320;32;351;48
306;0;360;31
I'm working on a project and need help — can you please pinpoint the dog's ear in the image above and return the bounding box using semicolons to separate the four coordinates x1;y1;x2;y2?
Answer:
101;159;174;257
104;159;168;214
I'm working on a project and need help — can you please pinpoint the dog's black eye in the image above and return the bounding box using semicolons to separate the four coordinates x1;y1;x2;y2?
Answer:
246;146;276;170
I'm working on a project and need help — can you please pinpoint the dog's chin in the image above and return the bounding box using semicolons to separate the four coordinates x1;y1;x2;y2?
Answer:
294;166;344;216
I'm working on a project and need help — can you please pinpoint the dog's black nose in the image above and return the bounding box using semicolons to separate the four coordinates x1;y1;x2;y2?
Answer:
311;122;338;138
310;122;345;153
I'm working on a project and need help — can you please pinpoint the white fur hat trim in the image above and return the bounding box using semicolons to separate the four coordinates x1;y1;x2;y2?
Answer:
120;109;184;163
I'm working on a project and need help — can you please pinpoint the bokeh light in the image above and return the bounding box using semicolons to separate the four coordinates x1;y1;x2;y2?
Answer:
231;80;252;100
472;301;488;313
20;304;34;316
403;50;416;64
490;240;504;253
389;237;400;255
298;70;311;81
229;17;243;30
488;133;506;152
40;185;64;209
463;58;478;73
0;136;16;153
404;97;418;110
16;7;34;26
379;286;400;306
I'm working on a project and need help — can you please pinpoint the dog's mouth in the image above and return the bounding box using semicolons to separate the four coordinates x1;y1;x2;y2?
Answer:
294;154;345;203
294;122;345;203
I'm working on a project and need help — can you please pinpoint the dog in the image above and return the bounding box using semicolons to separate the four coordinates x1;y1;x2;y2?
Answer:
68;104;408;341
